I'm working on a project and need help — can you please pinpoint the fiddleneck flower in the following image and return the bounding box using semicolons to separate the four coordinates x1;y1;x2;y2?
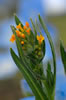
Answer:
37;34;44;44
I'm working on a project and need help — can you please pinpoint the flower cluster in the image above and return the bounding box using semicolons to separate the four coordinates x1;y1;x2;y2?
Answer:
10;21;45;75
10;22;44;45
10;22;31;43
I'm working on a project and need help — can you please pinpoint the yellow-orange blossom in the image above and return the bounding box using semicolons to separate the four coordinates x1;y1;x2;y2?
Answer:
37;34;44;44
10;22;44;45
10;22;30;43
10;34;15;43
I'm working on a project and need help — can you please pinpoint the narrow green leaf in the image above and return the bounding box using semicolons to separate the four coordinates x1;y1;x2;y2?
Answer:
35;18;42;35
60;42;66;74
10;48;48;100
42;40;45;59
38;14;56;99
42;79;55;100
14;15;23;27
47;62;51;80
30;18;37;36
11;25;24;59
47;62;54;87
38;14;56;81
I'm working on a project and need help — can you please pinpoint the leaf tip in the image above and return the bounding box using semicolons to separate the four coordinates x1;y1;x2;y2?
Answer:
38;13;40;18
10;48;12;53
14;13;16;16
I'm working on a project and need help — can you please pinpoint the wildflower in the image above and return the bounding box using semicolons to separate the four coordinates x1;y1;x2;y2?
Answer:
16;24;21;29
16;24;24;32
21;33;25;38
16;30;21;37
26;22;29;27
10;34;15;43
37;35;44;44
26;28;31;35
21;41;24;45
23;26;27;30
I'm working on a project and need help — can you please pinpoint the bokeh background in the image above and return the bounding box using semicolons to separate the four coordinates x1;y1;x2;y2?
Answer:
0;0;66;100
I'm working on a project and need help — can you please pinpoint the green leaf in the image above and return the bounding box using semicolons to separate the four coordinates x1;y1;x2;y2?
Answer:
10;48;48;100
35;18;42;35
14;15;23;27
47;62;54;87
30;18;37;36
60;42;66;74
42;40;45;59
47;62;51;80
42;79;55;100
41;62;55;100
38;14;56;99
38;14;56;80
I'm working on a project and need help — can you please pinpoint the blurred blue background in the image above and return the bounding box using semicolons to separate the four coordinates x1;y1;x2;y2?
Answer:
0;0;66;100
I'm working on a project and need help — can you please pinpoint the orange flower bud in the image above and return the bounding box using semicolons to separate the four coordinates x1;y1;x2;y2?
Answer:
10;34;15;43
16;24;21;29
26;28;31;35
23;26;27;30
26;22;29;27
21;33;25;38
16;30;21;37
28;28;31;31
16;24;24;32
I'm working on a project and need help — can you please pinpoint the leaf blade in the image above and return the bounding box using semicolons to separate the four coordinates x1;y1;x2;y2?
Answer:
30;18;37;36
38;14;56;81
60;42;66;74
35;18;42;35
15;15;23;27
